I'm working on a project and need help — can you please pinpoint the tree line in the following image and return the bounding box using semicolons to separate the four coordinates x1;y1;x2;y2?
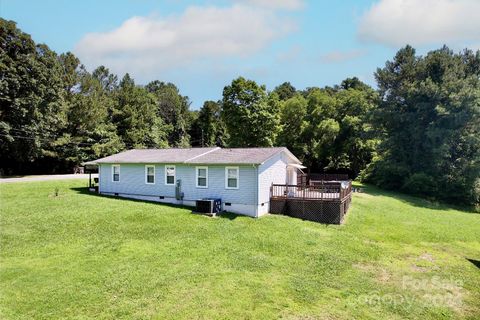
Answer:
1;19;479;207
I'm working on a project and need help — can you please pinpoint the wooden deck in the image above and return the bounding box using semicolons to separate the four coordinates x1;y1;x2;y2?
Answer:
269;180;352;224
271;181;352;201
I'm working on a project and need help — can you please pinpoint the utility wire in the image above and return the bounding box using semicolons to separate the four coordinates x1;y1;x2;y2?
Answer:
0;133;96;147
0;133;157;150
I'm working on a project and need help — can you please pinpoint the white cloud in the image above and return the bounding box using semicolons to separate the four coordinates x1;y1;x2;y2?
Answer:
358;0;480;47
74;4;296;78
320;49;367;63
237;0;304;10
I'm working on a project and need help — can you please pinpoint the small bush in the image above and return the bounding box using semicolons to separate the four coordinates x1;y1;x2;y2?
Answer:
357;162;374;183
363;159;410;190
401;173;437;197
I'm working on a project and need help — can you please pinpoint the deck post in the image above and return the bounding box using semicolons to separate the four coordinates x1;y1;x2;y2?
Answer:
321;180;324;200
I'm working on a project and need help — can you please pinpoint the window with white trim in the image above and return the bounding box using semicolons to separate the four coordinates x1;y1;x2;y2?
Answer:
196;166;208;188
165;165;176;185
112;164;120;182
225;167;239;189
145;165;155;184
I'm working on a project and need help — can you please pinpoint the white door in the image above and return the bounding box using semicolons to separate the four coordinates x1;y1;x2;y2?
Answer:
287;167;296;185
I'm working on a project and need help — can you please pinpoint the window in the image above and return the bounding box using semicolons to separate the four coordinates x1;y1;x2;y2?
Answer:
225;166;239;189
112;165;120;182
196;166;208;188
145;165;155;184
165;165;176;185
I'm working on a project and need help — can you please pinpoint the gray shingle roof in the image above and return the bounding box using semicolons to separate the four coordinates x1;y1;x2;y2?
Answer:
84;147;300;165
85;147;219;164
186;147;294;164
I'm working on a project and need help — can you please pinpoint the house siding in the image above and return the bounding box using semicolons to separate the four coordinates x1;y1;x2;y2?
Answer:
98;163;257;216
97;149;297;218
257;152;288;216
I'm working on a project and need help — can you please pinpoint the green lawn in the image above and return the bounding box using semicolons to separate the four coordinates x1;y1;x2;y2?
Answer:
0;180;479;319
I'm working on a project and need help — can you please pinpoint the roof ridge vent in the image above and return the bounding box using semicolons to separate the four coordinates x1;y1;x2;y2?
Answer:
184;147;221;163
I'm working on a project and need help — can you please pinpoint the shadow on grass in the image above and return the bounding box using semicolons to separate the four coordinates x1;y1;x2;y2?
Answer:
70;187;245;220
70;187;195;211
217;212;241;220
0;175;27;179
466;258;480;269
355;183;479;214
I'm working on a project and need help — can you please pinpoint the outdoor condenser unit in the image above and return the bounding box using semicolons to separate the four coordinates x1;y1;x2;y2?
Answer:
195;198;222;215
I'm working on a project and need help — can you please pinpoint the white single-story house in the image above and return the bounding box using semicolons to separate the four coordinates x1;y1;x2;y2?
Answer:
84;147;305;217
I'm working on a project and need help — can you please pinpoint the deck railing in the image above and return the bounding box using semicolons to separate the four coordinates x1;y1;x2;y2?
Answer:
270;180;352;201
309;173;349;182
297;173;349;186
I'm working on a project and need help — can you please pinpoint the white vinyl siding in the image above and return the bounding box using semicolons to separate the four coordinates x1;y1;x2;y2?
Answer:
112;164;120;182
225;166;239;189
257;152;289;215
196;166;208;188
98;163;257;215
145;165;155;184
165;165;175;185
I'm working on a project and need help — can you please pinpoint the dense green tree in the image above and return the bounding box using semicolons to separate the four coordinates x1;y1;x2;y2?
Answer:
92;65;118;92
328;86;378;176
302;89;340;170
365;46;480;205
145;81;191;147
54;65;124;164
222;77;280;147
295;82;378;176
0;20;186;174
58;52;80;94
187;109;199;144
277;95;308;160
273;82;296;101
113;74;170;149
190;101;226;147
339;77;372;91
0;19;67;173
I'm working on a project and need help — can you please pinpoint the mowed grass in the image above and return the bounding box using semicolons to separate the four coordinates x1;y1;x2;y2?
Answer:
0;180;479;319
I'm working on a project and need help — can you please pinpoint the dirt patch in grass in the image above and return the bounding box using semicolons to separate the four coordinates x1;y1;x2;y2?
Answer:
419;253;435;262
353;263;392;284
410;252;441;273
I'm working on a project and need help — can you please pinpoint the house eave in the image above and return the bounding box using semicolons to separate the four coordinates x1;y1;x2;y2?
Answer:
88;161;263;166
260;147;302;166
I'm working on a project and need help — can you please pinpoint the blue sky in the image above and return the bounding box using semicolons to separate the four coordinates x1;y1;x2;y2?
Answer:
2;0;479;108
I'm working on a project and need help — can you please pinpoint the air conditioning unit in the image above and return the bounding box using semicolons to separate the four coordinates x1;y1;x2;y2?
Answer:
195;198;222;216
